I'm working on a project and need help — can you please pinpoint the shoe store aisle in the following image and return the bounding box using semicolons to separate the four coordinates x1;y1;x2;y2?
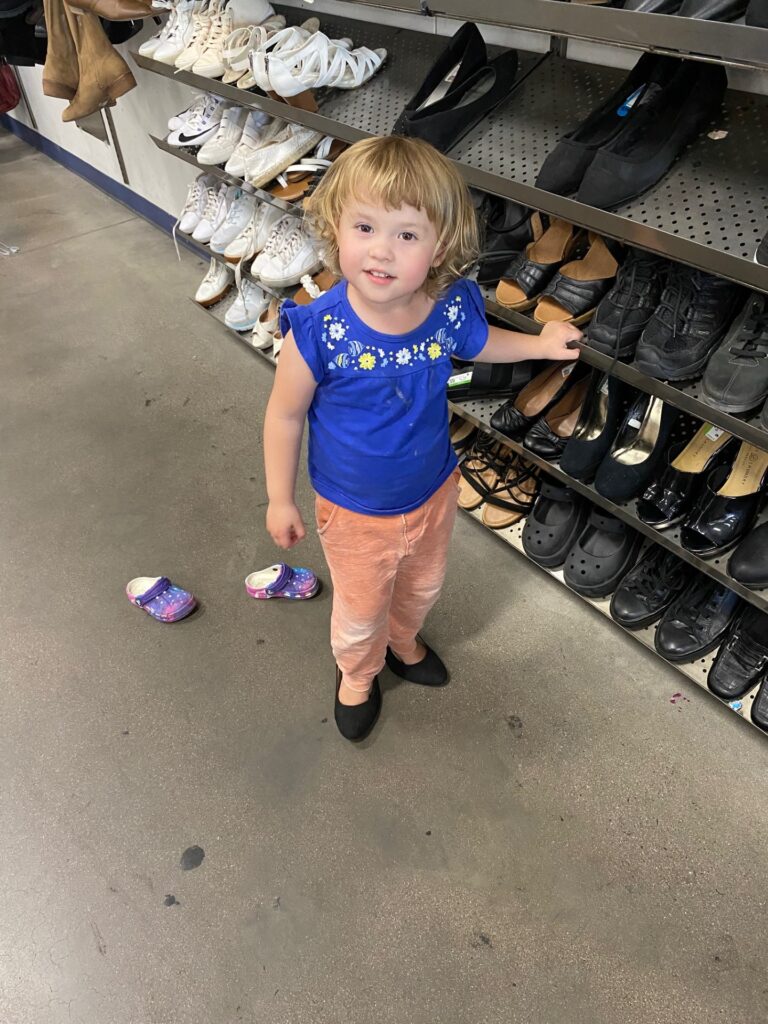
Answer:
3;128;768;1024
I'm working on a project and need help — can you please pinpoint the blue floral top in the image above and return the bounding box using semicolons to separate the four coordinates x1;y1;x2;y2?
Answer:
281;278;489;515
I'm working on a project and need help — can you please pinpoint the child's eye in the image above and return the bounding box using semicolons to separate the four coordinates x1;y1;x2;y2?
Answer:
400;232;417;242
355;223;373;234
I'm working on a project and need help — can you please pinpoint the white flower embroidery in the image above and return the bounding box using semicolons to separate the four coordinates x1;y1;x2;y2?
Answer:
395;348;411;366
328;321;346;341
446;304;459;323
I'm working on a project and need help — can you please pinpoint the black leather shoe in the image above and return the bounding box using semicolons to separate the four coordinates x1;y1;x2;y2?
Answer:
594;395;678;504
610;545;693;630
535;52;674;197
393;22;487;135
636;423;737;529
577;59;727;210
385;640;448;686
623;0;681;8
395;48;519;154
654;577;741;662
560;371;630;482
564;510;643;598
477;199;535;286
702;293;768;414
523;374;590;461
491;361;588;440
747;0;768;26
587;249;668;360
633;266;745;381
751;676;768;731
708;606;768;701
757;229;768;267
522;480;588;568
728;522;768;590
335;669;382;742
681;443;768;557
678;0;747;18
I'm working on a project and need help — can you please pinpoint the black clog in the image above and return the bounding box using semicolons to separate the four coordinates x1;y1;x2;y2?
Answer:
564;509;643;598
522;480;588;568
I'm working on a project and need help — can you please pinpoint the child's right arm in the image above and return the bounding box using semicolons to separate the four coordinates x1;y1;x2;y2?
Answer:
263;330;318;549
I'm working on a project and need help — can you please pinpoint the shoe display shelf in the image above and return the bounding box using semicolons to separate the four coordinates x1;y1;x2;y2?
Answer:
458;503;764;735
483;292;768;455
132;3;768;293
194;295;278;368
448;395;768;614
332;0;768;71
150;133;299;215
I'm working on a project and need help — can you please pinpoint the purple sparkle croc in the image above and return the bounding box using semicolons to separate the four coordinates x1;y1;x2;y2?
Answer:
126;576;197;622
245;563;320;600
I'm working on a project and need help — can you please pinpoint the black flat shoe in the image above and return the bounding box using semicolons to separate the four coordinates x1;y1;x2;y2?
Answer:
564;509;643;598
576;59;727;210
636;422;737;529
728;522;768;590
522;480;588;568
586;249;668;361
335;669;382;742
681;442;768;557
593;395;679;504
476;199;535;286
392;22;487;136
654;577;741;662
491;361;588;440
708;606;768;701
395;48;519;154
610;545;693;630
385;640;448;686
560;371;631;482
523;375;590;461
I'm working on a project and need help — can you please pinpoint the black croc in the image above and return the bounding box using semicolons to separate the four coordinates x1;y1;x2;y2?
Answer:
522;480;588;568
564;509;642;599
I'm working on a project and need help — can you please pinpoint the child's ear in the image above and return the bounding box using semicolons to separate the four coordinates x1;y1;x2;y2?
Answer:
431;244;447;268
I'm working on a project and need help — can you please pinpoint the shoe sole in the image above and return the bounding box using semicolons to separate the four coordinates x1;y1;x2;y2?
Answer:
633;353;712;381
196;285;231;307
698;389;767;415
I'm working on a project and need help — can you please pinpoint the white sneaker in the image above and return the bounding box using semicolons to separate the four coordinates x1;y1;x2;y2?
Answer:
175;0;221;70
223;110;272;177
258;222;322;288
167;94;228;147
250;213;294;274
177;172;216;233
138;5;175;57
167;90;207;133
251;296;280;349
195;258;234;306
192;4;233;78
225;202;286;263
197;106;248;165
209;190;257;252
153;0;197;63
192;181;231;243
244;122;322;189
224;279;269;331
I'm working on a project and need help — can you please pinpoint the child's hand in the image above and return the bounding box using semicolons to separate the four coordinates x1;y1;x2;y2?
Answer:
267;501;307;549
539;321;583;361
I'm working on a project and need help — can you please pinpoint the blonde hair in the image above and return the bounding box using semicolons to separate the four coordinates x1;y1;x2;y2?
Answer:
303;135;480;299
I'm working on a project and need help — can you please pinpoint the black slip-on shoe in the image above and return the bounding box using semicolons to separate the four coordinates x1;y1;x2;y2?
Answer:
564;510;643;599
386;641;448;686
335;669;382;742
522;480;588;568
576;59;727;210
593;394;679;504
701;293;768;414
560;371;631;483
708;606;768;702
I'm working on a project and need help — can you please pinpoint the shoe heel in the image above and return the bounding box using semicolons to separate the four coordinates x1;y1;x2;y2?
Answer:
267;88;319;114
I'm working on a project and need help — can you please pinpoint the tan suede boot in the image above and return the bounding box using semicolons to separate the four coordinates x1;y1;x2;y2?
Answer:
42;0;79;100
61;5;136;122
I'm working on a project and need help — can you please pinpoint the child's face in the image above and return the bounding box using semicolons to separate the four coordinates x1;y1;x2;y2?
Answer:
337;196;442;307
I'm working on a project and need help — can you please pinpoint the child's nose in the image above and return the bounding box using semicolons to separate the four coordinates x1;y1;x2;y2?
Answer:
368;237;393;261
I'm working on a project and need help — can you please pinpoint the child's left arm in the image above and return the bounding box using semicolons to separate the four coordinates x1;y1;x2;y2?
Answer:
474;320;583;364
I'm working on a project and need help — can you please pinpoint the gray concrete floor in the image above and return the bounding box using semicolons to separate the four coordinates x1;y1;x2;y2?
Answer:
2;128;768;1024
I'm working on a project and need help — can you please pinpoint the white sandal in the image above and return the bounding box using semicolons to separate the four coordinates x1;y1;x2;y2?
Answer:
268;32;386;97
248;18;320;93
274;134;336;189
221;16;285;84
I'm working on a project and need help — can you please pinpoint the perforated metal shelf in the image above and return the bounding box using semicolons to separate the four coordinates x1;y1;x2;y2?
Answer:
150;134;298;213
450;395;768;613
460;508;765;736
133;13;768;291
482;294;768;454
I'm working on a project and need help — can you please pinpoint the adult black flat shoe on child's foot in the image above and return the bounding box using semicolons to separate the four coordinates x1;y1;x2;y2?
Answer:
385;641;448;686
335;669;382;742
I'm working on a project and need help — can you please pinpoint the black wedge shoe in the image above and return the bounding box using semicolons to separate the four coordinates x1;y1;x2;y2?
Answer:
335;669;382;742
594;395;679;504
636;422;737;529
560;371;630;482
385;639;448;686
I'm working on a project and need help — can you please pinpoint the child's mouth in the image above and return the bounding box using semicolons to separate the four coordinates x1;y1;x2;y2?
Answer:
364;269;395;284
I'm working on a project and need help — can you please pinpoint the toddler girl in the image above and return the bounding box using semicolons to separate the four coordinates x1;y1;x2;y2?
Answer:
263;135;581;741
